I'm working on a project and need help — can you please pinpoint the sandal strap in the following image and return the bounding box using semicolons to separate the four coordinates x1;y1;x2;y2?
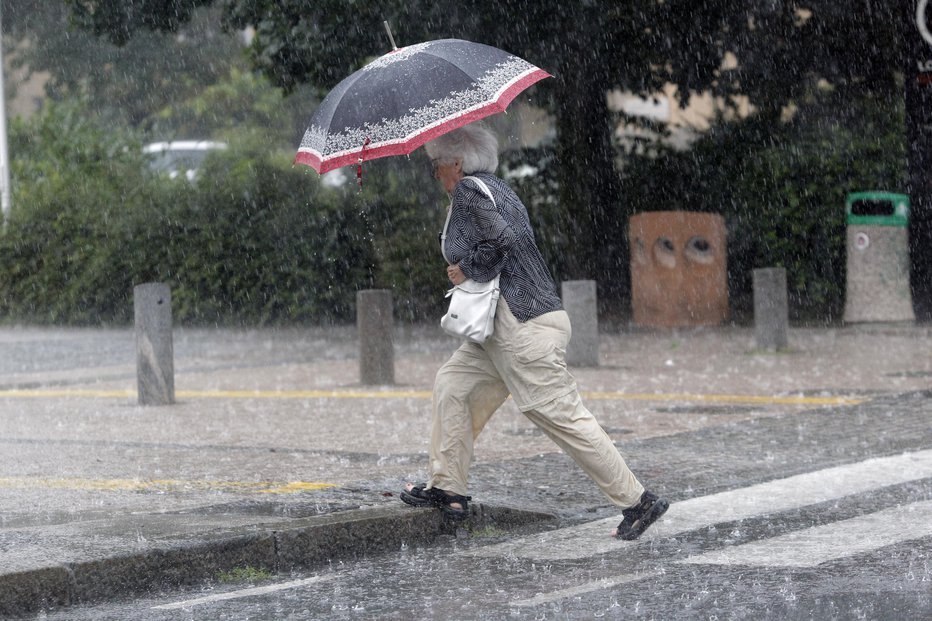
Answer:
437;492;471;506
406;483;429;499
427;488;471;506
430;488;470;521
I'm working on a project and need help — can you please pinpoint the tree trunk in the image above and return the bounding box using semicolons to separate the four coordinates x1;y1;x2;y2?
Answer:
553;59;629;314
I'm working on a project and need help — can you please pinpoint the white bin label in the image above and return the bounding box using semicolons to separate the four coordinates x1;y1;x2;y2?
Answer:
855;232;870;251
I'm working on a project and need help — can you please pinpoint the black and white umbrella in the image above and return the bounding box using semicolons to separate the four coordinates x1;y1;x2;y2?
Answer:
294;38;550;175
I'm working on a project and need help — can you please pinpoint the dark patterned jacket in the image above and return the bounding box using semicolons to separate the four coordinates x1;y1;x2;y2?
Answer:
442;172;563;322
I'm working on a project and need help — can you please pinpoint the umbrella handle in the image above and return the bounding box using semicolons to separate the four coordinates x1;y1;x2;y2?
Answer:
383;21;398;51
357;137;372;189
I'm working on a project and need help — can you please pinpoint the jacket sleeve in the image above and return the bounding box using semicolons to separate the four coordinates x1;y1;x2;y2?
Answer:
454;182;517;282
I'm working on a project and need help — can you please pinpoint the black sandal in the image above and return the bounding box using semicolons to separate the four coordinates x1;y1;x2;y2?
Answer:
614;490;669;540
432;489;471;521
400;483;471;521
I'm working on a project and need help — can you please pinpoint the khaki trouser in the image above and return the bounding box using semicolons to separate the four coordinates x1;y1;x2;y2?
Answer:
429;300;644;508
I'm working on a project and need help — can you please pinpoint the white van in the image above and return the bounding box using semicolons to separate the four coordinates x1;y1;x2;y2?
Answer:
143;141;228;181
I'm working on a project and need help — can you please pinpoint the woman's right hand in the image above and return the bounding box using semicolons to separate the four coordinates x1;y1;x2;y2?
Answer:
447;264;466;285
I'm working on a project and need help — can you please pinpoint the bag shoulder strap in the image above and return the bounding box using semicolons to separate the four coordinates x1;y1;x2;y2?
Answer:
441;176;495;265
462;175;496;207
460;175;502;287
441;206;453;265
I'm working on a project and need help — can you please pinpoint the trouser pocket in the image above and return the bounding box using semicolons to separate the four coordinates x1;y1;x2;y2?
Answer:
507;311;574;410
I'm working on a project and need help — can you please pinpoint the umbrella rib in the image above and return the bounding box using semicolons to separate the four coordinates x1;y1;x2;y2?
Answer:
313;67;373;148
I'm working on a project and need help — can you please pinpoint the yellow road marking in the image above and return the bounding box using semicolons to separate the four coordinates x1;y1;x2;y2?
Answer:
0;477;337;494
0;388;864;406
583;391;865;407
0;389;136;398
176;389;433;400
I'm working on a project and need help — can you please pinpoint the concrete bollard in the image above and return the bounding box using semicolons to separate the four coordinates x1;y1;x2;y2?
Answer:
134;283;175;405
753;267;789;351
357;289;394;385
562;280;599;366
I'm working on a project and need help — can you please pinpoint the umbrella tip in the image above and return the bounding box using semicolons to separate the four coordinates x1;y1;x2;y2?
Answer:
383;21;398;51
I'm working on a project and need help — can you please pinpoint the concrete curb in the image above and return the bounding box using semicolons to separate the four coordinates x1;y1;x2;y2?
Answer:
0;503;555;617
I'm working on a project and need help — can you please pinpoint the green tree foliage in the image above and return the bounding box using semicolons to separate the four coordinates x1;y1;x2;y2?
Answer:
219;0;394;94
67;0;215;46
149;67;316;146
4;1;246;128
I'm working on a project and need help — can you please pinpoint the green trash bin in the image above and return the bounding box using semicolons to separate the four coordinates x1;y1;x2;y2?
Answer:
843;192;915;323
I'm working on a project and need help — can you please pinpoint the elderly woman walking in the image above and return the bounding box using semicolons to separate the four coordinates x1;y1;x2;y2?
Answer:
401;124;668;540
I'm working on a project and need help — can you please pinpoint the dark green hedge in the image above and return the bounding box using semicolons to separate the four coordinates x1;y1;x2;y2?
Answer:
0;102;386;324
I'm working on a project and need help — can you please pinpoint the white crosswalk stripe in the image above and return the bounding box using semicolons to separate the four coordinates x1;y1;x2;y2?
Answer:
470;449;932;562
510;570;663;608
679;499;932;568
511;498;932;608
151;575;336;610
505;450;932;607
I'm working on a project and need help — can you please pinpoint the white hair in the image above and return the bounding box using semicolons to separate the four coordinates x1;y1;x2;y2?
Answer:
424;124;499;174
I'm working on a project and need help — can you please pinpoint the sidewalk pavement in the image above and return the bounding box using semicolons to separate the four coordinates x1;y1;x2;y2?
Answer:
0;322;930;616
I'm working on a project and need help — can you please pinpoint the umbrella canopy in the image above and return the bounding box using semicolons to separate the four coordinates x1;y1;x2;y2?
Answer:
295;39;550;174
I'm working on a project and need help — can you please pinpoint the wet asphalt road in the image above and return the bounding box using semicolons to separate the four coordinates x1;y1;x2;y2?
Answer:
2;325;930;619
30;390;932;620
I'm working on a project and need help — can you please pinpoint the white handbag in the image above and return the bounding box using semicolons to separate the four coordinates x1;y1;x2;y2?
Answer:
440;176;501;344
440;274;501;343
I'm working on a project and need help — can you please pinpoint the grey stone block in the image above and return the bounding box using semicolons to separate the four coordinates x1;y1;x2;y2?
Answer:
357;290;394;385
562;280;599;367
753;268;789;351
134;283;174;405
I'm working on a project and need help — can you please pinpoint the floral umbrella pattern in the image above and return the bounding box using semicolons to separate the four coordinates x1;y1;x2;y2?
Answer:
295;39;550;174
